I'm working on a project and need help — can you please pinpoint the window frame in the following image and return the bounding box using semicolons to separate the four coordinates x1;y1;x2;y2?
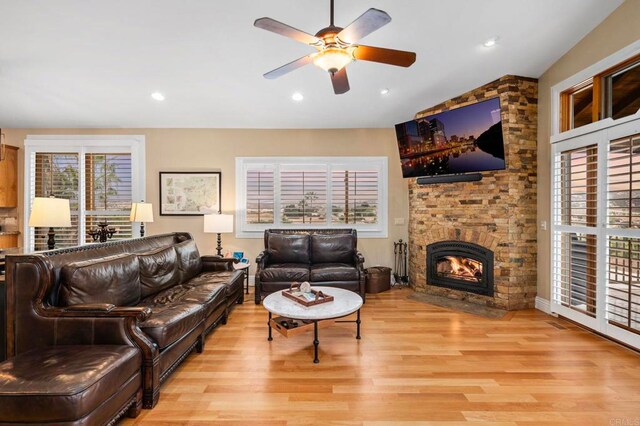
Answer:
23;135;146;250
553;40;640;136
235;156;388;238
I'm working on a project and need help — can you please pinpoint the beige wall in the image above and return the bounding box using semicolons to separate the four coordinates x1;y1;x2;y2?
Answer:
537;0;640;300
3;128;408;277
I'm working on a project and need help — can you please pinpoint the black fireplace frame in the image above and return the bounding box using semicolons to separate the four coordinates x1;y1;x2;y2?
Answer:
426;240;494;296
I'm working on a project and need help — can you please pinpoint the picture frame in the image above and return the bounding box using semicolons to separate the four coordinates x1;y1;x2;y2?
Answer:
232;251;244;261
159;171;221;216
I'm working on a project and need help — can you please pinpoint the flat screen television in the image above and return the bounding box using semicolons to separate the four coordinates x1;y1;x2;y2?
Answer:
395;97;506;178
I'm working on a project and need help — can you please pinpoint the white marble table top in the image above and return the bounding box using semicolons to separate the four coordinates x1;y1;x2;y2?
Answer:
263;287;363;320
233;261;250;270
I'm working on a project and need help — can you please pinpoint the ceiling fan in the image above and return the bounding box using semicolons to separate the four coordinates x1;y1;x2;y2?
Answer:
254;0;416;95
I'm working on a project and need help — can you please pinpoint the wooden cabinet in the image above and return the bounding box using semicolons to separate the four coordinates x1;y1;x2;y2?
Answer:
0;235;18;249
0;145;18;208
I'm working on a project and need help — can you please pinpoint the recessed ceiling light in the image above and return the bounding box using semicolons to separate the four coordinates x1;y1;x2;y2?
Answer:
483;37;498;48
380;88;390;95
151;92;165;101
292;92;304;102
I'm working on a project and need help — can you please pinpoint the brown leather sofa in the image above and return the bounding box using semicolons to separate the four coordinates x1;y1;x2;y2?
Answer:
255;229;365;304
2;232;244;417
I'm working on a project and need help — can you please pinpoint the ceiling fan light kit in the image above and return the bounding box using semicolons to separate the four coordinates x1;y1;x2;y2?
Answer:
254;0;416;94
313;47;354;73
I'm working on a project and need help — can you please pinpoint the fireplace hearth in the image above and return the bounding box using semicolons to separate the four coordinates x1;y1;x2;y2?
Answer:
426;241;494;296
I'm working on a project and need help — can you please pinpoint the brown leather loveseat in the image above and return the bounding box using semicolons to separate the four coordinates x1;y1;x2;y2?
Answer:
2;232;244;419
255;229;365;304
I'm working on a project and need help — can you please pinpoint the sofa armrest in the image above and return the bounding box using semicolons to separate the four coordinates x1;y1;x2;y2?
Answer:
256;251;269;269
60;304;152;321
354;251;366;303
201;255;238;272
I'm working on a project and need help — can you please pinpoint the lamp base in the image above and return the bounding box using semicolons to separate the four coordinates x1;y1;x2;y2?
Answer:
47;227;56;250
216;233;223;257
140;222;145;238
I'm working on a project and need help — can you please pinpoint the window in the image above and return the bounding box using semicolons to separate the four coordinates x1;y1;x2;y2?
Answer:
560;53;640;132
236;157;387;237
568;82;594;130
24;136;145;251
604;59;640;121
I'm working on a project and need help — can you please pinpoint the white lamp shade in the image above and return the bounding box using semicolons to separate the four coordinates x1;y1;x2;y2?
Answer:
130;202;154;223
29;197;72;227
204;214;233;233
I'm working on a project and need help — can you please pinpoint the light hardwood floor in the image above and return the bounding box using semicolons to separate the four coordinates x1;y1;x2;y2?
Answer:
121;288;640;425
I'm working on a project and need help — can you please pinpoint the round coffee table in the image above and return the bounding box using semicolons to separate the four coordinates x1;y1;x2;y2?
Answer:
263;287;363;363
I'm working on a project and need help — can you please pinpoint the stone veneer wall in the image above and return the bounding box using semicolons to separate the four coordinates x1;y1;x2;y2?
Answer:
409;75;537;310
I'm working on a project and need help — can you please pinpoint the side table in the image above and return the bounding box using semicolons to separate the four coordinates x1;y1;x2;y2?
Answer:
233;261;251;294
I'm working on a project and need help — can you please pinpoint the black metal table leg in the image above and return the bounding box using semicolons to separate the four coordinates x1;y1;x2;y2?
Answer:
313;320;319;364
356;309;361;340
268;311;273;341
245;269;249;294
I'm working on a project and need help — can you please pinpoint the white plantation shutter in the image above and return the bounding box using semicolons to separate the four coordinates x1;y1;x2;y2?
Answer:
84;153;133;241
553;144;598;316
24;136;145;251
236;157;387;237
551;118;640;350
280;169;327;224
331;170;378;224
606;133;640;333
246;169;274;224
32;153;80;250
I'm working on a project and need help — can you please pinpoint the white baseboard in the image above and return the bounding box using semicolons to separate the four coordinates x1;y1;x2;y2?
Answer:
535;296;552;314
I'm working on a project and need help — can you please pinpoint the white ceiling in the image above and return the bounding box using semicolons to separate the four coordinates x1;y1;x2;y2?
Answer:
0;0;623;129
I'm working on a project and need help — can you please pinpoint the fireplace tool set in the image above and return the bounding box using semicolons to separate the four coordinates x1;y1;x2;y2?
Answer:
393;239;409;287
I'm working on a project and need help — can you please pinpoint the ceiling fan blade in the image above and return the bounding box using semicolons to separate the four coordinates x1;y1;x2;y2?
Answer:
336;8;391;44
263;55;314;79
254;17;321;45
331;68;350;95
353;45;416;67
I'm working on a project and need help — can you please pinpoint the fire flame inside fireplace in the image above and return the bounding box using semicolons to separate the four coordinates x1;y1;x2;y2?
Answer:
436;256;483;282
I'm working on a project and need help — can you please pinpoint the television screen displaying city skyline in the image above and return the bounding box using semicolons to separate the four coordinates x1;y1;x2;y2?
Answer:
395;97;506;178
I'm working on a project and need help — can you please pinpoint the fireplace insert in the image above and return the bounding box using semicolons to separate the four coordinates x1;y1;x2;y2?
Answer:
426;241;494;296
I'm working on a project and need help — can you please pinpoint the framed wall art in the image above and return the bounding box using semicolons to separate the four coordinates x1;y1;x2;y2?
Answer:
159;171;221;216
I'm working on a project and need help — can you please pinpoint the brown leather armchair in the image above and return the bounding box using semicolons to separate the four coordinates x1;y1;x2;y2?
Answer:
0;295;149;424
255;229;366;304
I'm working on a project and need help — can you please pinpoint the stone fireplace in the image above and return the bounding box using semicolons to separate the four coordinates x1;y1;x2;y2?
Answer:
408;75;537;310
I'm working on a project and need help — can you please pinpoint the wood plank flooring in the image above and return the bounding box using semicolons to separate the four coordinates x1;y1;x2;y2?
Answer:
120;288;640;425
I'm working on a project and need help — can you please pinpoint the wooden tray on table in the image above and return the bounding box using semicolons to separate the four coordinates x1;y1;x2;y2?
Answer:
282;282;334;307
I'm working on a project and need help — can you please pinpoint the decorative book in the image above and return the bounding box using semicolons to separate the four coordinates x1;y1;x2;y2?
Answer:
282;282;334;307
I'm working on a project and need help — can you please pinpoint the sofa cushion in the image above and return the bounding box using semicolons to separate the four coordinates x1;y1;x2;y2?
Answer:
0;345;141;423
175;239;203;283
182;283;227;317
268;234;310;264
187;270;244;303
260;263;309;282
187;270;236;286
310;263;359;282
139;246;180;298
59;253;141;307
310;234;355;264
137;298;204;349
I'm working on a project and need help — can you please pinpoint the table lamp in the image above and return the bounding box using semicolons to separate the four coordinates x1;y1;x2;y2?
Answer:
130;202;154;237
29;197;72;250
204;213;233;256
